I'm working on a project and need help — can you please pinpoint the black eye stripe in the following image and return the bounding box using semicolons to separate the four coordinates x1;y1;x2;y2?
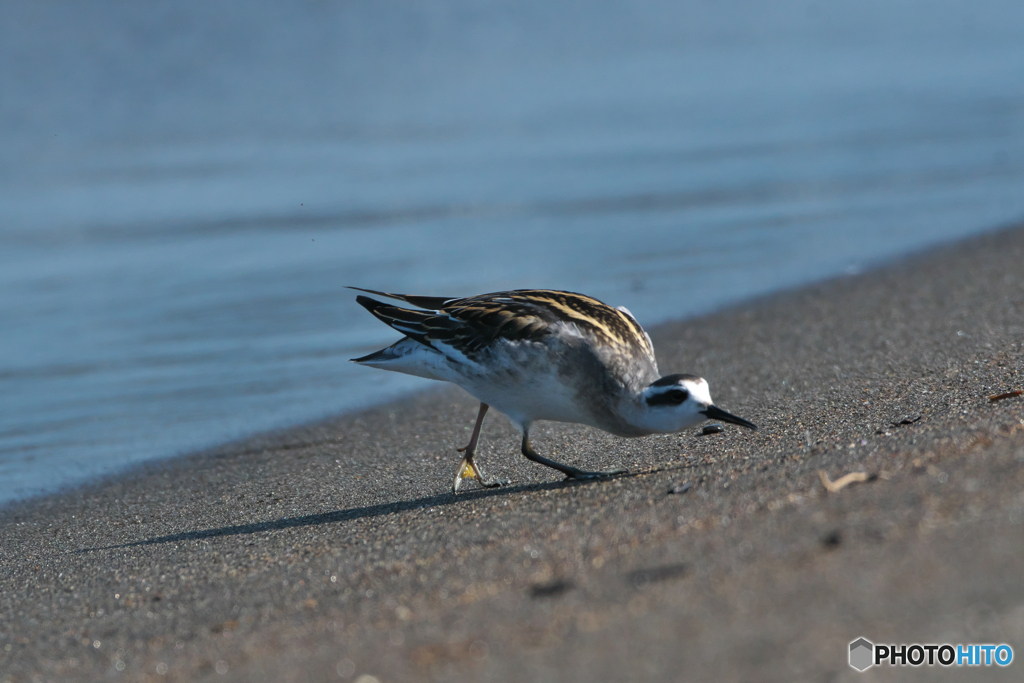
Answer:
646;388;689;406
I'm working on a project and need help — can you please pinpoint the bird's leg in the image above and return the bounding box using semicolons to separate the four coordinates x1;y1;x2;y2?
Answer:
520;432;626;481
453;403;509;493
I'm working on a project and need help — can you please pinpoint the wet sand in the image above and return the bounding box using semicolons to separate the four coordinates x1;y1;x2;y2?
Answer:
2;225;1024;682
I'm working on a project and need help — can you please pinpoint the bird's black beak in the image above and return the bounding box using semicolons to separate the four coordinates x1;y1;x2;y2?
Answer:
701;405;758;431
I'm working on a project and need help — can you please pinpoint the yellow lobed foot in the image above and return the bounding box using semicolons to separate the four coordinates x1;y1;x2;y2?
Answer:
458;459;477;480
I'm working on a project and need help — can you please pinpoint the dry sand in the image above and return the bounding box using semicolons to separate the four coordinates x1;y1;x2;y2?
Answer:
2;225;1024;682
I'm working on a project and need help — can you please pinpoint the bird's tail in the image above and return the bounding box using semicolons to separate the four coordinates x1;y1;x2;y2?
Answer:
349;337;443;381
350;346;395;364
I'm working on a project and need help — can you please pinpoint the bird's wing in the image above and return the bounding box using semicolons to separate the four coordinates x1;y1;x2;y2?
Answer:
347;287;457;312
355;289;655;364
485;290;656;360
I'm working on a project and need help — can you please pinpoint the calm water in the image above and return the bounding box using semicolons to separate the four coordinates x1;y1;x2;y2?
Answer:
2;1;1023;504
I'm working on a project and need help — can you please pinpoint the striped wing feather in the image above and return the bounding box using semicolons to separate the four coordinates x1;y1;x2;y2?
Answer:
355;289;654;362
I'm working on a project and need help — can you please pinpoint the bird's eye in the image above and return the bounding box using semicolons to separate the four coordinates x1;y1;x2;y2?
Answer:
646;388;689;406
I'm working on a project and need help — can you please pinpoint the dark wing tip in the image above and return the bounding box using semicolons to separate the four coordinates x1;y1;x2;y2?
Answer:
349;287;457;311
354;294;385;313
347;286;389;297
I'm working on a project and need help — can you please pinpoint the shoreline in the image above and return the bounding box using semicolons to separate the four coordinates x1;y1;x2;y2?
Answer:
3;224;1024;681
3;221;1019;512
1;221;1016;512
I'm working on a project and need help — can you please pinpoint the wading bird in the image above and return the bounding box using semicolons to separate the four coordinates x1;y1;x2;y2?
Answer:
352;288;757;492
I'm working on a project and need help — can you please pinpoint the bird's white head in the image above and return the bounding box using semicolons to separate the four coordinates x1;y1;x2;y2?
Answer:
638;374;758;434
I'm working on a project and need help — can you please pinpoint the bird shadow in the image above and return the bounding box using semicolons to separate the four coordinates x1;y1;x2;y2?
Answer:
74;468;670;554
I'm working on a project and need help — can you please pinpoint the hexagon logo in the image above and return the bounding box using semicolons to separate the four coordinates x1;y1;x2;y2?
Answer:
849;638;874;671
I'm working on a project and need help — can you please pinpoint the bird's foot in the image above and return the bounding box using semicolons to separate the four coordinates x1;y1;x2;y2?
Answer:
453;456;475;493
452;455;510;493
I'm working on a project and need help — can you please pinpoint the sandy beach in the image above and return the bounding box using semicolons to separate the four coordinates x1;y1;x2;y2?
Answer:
2;225;1024;682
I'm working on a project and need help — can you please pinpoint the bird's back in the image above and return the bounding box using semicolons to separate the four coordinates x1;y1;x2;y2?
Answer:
352;288;660;430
